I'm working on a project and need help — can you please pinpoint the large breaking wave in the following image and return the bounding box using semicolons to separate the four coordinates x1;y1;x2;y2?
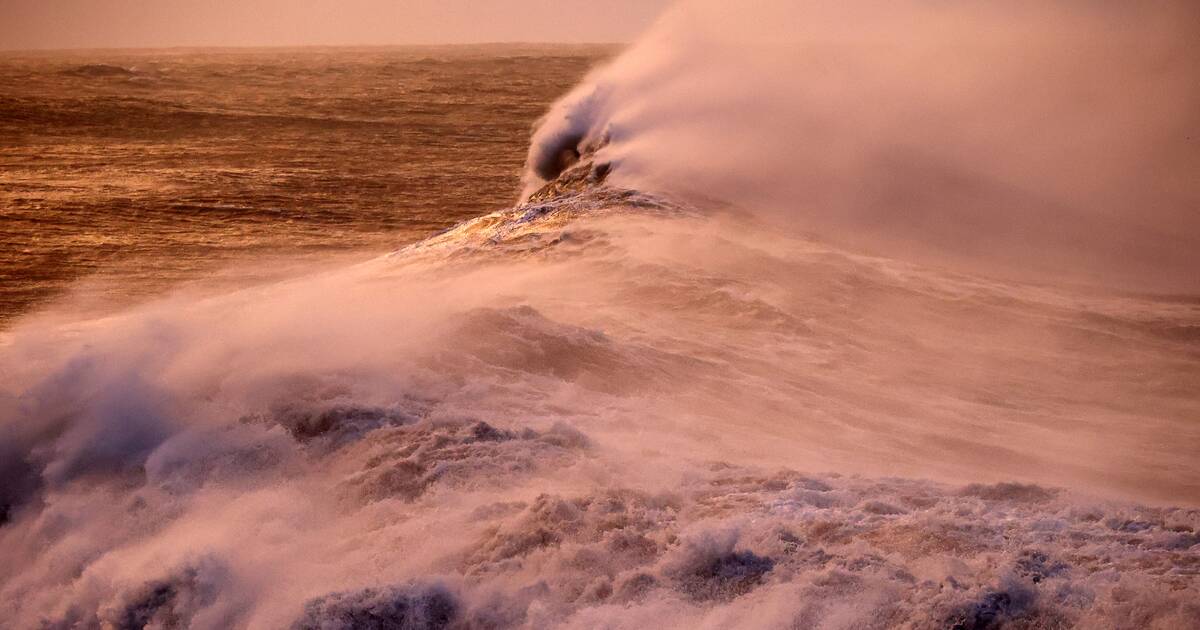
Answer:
525;0;1200;293
2;1;1199;628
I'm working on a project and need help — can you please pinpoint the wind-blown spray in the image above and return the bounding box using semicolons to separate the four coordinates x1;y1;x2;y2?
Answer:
526;0;1200;291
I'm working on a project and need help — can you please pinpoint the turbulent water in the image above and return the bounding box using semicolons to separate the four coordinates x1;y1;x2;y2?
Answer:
2;4;1200;630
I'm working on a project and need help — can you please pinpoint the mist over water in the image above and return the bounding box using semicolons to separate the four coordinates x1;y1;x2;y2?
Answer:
526;0;1200;292
2;2;1199;629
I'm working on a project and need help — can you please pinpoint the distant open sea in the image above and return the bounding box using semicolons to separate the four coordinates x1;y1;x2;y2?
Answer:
0;45;610;326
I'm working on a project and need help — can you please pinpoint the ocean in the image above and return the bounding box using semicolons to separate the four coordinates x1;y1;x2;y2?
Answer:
0;45;609;326
1;9;1199;629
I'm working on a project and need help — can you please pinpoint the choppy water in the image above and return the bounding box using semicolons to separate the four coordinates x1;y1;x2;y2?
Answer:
0;45;609;325
1;20;1199;630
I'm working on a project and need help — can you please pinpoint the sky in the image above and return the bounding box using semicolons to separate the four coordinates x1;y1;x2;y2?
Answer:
0;0;671;50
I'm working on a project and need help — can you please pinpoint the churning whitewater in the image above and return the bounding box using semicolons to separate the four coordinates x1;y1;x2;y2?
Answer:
1;1;1199;629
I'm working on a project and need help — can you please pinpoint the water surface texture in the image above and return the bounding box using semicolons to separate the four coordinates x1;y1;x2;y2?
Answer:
0;45;609;324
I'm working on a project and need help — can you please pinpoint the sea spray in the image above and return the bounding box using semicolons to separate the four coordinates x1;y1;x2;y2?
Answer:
525;0;1200;291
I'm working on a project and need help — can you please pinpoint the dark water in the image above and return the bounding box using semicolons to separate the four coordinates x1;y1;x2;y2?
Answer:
0;45;610;326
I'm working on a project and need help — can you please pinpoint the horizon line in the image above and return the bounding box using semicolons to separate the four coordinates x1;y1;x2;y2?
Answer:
0;41;629;55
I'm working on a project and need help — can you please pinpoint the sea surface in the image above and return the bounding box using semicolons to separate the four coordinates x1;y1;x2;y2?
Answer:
0;45;610;326
1;38;1198;629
